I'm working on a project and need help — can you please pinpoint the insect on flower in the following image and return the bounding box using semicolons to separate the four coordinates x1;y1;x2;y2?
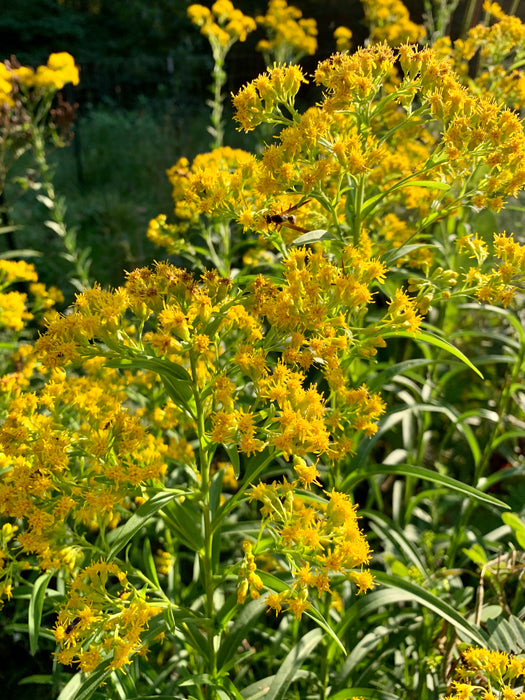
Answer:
265;199;311;233
65;616;81;635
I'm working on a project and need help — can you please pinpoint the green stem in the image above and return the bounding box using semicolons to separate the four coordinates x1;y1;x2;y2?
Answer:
352;175;366;246
210;42;230;150
190;350;218;690
30;122;91;290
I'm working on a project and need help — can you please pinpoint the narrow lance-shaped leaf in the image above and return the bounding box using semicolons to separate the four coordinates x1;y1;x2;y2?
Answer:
28;572;53;655
382;329;483;378
263;628;324;700
107;489;188;561
342;463;508;510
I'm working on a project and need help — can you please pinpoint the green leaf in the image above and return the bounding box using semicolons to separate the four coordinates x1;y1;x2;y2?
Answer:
29;572;53;655
291;229;333;246
380;244;437;267
36;194;55;209
0;249;42;260
502;512;525;549
0;224;22;235
224;442;240;479
162;498;204;552
44;220;66;236
330;690;402;700
383;329;483;378
161;374;194;408
107;490;188;561
220;677;247;700
263;629;324;700
217;599;264;671
18;674;53;685
142;536;160;589
486;615;525;653
57;666;111;700
372;572;489;647
342;463;508;510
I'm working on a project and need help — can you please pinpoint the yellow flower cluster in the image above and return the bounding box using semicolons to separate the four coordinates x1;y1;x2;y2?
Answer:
435;2;525;110
188;1;256;48
159;147;256;234
0;260;38;287
1;52;79;98
457;231;525;307
361;0;425;46
256;0;317;64
233;62;307;132
0;63;14;106
0;261;63;332
35;256;392;467
334;26;353;52
53;560;161;673
444;646;525;699
0;363;168;574
246;469;375;618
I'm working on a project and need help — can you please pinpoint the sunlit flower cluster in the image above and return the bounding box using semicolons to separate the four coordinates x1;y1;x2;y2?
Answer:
444;646;525;699
53;561;161;673
1;52;79;97
0;362;168;581
256;0;317;65
233;62;307;132
434;1;525;110
457;231;525;307
0;260;63;332
187;1;256;48
243;463;375;618
361;0;425;46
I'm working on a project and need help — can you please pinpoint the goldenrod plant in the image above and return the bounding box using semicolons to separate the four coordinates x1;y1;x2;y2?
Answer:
188;1;256;149
0;2;525;699
0;53;90;291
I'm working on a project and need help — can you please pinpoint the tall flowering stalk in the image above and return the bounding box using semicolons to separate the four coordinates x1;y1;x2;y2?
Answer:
187;1;256;149
0;53;90;290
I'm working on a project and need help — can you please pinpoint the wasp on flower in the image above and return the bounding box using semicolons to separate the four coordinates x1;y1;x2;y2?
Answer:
264;198;311;233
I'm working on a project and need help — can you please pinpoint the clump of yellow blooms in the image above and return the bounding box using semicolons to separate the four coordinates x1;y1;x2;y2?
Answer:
435;1;525;110
0;52;79;105
444;647;525;699
457;231;525;307
152;43;525;299
361;0;425;46
256;0;318;65
0;260;63;331
53;560;161;673
188;0;256;48
334;26;353;52
241;458;375;618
